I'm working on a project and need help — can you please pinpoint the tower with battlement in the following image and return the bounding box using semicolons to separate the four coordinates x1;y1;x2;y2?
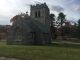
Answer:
30;3;50;27
7;3;51;45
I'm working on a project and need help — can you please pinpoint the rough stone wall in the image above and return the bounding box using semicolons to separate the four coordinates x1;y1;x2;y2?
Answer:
30;3;50;27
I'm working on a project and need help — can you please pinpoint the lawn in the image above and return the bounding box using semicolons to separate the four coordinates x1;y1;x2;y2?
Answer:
0;43;80;60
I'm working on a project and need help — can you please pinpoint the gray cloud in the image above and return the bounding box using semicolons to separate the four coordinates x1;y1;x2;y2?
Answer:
0;0;80;25
76;7;80;12
73;5;80;12
51;5;64;12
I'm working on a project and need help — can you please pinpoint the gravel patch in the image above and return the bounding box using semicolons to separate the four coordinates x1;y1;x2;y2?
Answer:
0;57;19;60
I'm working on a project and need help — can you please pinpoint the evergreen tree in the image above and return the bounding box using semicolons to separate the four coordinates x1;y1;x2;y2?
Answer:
50;14;57;39
57;12;66;40
57;12;66;27
76;19;80;38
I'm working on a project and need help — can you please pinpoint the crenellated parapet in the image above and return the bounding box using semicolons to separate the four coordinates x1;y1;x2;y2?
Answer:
31;3;49;10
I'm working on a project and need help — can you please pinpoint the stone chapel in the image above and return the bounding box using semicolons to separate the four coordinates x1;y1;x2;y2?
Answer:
7;3;51;45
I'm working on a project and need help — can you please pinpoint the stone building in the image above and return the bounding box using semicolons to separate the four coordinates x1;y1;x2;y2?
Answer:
7;3;51;45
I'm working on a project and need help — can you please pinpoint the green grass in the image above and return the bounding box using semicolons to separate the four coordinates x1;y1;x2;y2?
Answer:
0;43;80;60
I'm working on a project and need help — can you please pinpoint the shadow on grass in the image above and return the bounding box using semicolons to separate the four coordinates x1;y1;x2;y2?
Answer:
7;42;80;49
16;43;80;49
47;43;80;49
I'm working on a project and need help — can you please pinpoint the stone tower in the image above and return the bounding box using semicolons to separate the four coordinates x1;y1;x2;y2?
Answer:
30;3;50;26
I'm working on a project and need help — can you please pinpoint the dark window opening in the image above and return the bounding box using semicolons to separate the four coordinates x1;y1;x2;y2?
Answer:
38;11;40;17
35;11;37;18
35;11;41;18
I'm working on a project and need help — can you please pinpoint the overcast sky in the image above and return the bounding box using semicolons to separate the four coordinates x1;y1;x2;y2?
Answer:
0;0;80;25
